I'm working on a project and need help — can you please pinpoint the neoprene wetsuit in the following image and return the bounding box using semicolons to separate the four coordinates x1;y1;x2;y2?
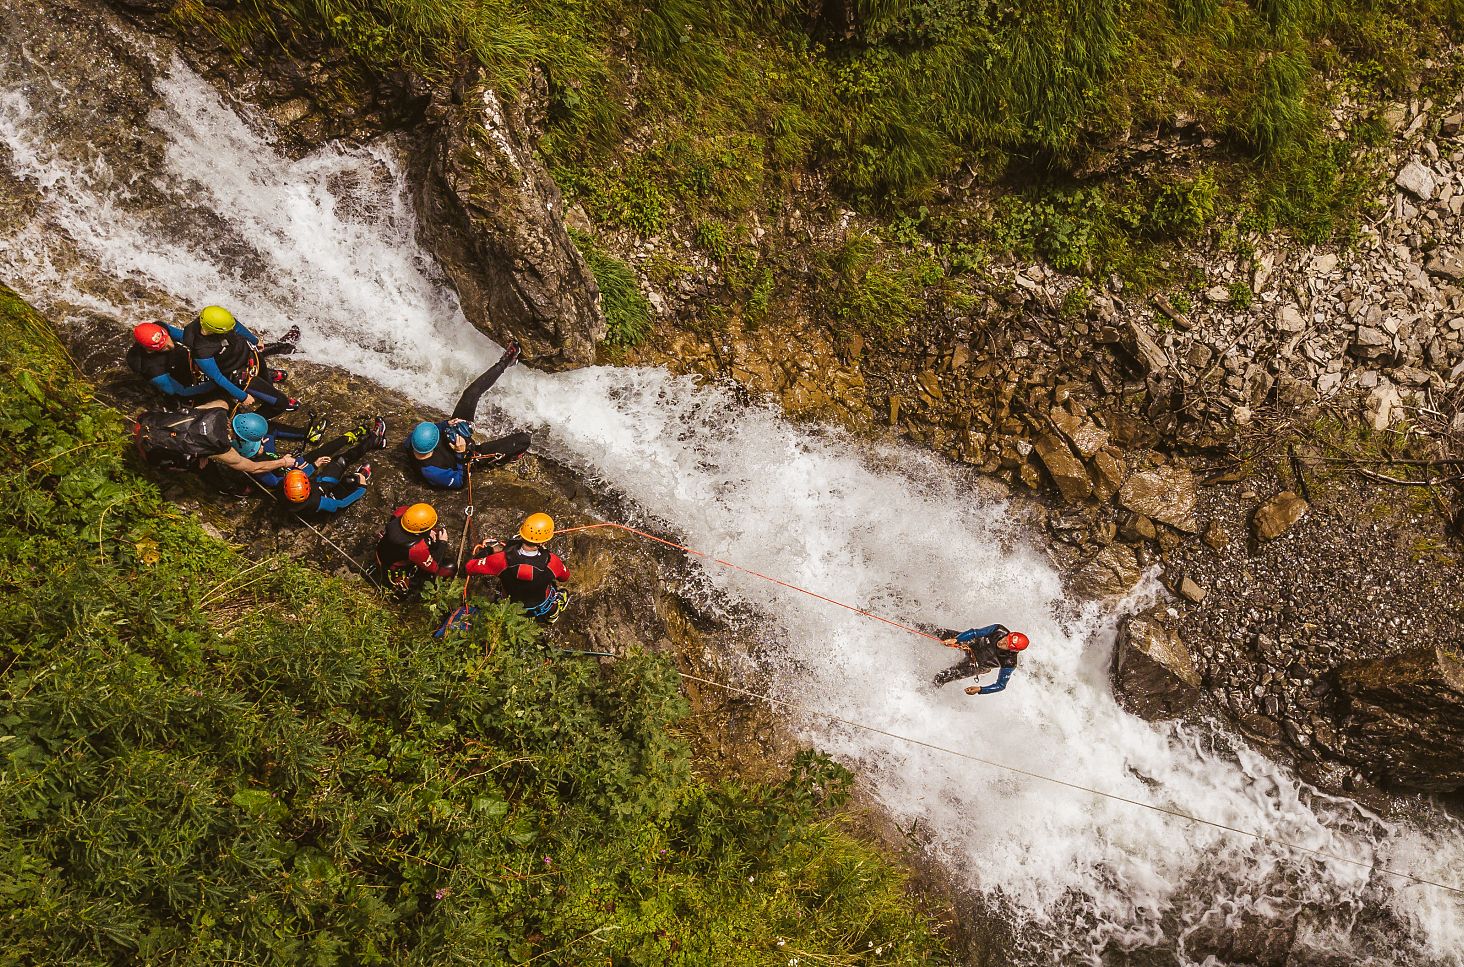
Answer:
933;624;1018;694
375;508;456;592
181;317;294;414
127;324;214;398
412;347;530;488
464;538;569;617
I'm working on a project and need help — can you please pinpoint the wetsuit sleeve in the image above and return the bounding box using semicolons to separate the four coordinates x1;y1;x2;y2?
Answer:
255;467;286;488
150;373;213;397
234;321;260;345
315;487;366;513
195;355;248;401
408;539;444;574
956;625;1002;644
464;551;508;577
419;460;465;489
977;666;1015;694
547;554;569;581
165;324;186;341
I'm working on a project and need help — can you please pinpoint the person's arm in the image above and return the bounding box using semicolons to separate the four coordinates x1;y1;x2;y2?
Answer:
213;449;294;473
956;624;1002;644
315;486;366;514
464;551;508;577
194;356;249;401
234;320;260;345
409;538;455;576
149;373;213;397
164;323;186;341
547;553;570;582
419;460;465;489
975;666;1015;695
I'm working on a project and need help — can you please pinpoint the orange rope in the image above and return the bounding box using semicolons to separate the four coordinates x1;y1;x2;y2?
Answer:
557;522;943;642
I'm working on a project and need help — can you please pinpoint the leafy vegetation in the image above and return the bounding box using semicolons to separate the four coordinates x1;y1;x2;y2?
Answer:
570;231;653;346
0;284;946;962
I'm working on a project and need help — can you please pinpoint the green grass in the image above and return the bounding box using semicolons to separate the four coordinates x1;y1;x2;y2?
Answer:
570;231;653;347
0;284;946;963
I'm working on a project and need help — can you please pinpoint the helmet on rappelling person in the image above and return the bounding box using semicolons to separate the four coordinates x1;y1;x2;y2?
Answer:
1004;631;1029;651
198;305;236;334
231;412;269;457
519;512;554;544
410;421;441;455
133;322;170;350
282;468;311;503
401;503;438;534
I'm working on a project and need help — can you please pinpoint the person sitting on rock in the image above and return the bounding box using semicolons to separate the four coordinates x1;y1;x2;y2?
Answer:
181;305;300;416
408;341;530;488
277;417;386;517
205;411;324;495
374;502;457;597
932;624;1029;695
127;322;216;401
464;512;570;623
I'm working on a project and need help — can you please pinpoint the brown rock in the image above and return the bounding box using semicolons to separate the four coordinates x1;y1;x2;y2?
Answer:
1118;465;1199;532
1177;576;1206;603
1202;521;1229;550
916;371;944;400
1072;543;1142;598
1251;491;1309;541
1033;433;1093;503
1111;609;1202;719
1089;446;1127;501
1050;407;1111;459
1124;319;1168;374
1118;512;1157;542
1336;643;1464;793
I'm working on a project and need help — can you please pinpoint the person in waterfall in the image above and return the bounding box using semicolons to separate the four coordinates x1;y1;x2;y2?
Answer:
464;512;570;623
374;502;457;597
932;624;1029;695
408;341;530;488
181;305;301;416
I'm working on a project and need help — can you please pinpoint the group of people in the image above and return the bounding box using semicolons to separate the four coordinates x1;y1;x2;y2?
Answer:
127;306;1028;682
128;306;570;624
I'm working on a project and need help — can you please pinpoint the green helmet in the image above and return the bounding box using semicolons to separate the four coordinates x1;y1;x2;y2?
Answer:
198;305;236;334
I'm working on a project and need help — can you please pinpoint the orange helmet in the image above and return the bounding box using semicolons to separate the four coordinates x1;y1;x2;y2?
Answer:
519;512;554;544
1005;631;1030;651
133;322;169;349
282;469;311;503
401;503;437;534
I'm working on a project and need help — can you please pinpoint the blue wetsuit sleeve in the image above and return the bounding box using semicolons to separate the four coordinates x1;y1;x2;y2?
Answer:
316;486;366;513
150;373;213;397
165;324;186;341
255;469;285;488
420;461;465;489
978;666;1014;694
956;625;1001;643
196;356;248;401
235;321;260;345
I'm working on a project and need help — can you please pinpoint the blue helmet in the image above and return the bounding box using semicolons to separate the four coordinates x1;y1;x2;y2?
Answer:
410;421;441;455
232;412;269;457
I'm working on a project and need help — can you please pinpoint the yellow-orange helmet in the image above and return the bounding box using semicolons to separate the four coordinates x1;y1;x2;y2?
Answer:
401;503;438;534
519;512;554;544
282;469;311;503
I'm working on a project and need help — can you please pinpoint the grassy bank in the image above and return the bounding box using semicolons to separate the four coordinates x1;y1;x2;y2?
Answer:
0;283;947;963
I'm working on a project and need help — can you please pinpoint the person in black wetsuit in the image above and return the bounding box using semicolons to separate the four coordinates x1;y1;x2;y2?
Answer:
181;305;299;416
374;503;457;597
279;417;387;517
464;512;570;623
932;624;1030;695
408;342;531;488
127;323;216;401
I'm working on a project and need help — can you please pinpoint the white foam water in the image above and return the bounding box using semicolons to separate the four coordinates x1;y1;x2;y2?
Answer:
1;46;1460;965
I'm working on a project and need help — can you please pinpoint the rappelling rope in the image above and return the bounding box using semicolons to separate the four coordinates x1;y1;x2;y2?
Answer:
557;522;943;643
559;519;1461;897
676;672;1464;897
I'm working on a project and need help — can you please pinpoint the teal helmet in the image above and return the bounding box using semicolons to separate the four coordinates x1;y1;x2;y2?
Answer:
410;421;441;455
232;412;268;457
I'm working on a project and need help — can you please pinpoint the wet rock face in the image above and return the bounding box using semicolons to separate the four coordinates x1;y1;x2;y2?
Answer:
413;74;605;369
1111;608;1202;719
1335;643;1464;793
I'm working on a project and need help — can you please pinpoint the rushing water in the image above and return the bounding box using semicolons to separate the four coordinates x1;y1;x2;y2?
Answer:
1;39;1461;965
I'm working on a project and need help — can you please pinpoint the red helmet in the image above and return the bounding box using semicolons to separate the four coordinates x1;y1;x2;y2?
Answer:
133;322;169;350
1005;631;1030;651
282;469;311;503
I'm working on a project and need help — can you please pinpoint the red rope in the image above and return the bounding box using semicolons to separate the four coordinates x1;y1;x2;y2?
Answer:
556;522;943;643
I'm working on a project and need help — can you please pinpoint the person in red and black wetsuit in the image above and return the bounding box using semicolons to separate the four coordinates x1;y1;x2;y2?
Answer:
932;624;1030;695
464;512;570;623
374;503;457;597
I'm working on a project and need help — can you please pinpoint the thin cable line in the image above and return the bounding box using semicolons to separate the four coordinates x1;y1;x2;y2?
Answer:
678;672;1463;897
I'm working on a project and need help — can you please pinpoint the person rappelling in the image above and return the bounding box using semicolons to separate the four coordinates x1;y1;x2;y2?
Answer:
181;305;299;416
464;512;570;623
373;503;457;598
408;341;531;488
932;624;1029;695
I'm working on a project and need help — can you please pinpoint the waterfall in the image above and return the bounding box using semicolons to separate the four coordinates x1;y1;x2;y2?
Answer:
1;43;1460;965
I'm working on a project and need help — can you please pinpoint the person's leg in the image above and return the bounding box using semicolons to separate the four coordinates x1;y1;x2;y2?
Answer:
470;430;532;469
304;434;350;463
450;344;519;422
932;659;977;688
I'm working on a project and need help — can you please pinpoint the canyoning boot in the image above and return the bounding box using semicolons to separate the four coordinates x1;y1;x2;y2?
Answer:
353;464;373;487
270;368;289;384
284;397;301;412
342;421;370;447
281;325;301;345
367;416;388;450
304;412;329;447
503;339;521;367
